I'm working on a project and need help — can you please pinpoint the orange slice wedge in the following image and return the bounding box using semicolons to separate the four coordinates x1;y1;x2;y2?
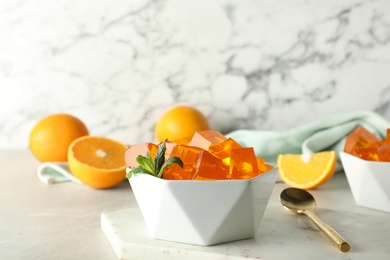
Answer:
277;151;337;189
68;136;127;189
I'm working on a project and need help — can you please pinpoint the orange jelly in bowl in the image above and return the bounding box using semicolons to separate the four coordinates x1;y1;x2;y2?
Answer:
125;130;274;180
344;126;390;162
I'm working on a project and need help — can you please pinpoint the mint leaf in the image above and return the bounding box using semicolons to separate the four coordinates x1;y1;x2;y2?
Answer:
126;166;145;178
154;140;166;174
157;156;184;178
136;153;155;175
146;151;152;162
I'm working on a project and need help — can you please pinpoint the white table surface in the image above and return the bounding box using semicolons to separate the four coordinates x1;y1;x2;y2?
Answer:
1;149;389;259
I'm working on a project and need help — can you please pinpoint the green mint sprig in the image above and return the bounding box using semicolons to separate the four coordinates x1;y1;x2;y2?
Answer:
126;140;183;179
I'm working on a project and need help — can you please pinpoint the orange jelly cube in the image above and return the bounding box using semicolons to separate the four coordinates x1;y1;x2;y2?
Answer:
208;138;242;165
170;144;203;165
355;145;380;161
163;164;192;180
188;130;227;150
385;129;390;142
256;157;265;167
257;157;274;173
229;148;259;179
193;150;228;180
377;143;390;162
164;141;177;155
344;126;381;155
164;141;178;161
164;144;203;180
171;136;192;145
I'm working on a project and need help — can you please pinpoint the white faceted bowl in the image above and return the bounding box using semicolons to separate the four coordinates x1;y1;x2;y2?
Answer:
340;152;390;213
128;167;278;246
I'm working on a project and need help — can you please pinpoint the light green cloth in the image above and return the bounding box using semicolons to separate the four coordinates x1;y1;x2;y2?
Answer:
226;110;390;171
37;162;82;184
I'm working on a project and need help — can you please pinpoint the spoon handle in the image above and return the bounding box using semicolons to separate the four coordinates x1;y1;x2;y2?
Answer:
304;210;350;252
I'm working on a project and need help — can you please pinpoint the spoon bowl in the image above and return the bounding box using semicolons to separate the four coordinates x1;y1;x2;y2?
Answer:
280;187;316;213
280;188;350;253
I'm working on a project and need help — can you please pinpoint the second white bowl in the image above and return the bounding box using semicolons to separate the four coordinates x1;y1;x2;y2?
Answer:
340;151;390;213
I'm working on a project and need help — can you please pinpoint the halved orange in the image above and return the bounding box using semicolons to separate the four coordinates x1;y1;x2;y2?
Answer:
277;151;337;190
68;136;127;189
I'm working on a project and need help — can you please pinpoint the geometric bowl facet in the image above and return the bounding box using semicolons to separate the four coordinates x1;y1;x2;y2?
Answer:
128;167;278;246
339;152;390;213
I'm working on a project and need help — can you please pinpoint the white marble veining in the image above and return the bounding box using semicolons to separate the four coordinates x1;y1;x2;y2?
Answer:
1;0;390;148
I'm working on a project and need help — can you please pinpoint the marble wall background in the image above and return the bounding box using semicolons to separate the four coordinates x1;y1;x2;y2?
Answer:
1;0;390;149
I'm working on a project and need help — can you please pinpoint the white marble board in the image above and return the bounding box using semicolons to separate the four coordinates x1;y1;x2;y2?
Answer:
101;206;390;259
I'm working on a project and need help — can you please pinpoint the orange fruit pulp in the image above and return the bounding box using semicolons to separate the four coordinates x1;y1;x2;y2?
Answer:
29;113;89;162
68;136;127;189
154;105;210;143
277;151;336;190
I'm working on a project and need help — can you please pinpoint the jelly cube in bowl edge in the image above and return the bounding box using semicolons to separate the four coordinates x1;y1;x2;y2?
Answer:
127;166;278;246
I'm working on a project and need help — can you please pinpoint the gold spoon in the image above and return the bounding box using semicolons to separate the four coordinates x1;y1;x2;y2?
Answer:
280;187;350;252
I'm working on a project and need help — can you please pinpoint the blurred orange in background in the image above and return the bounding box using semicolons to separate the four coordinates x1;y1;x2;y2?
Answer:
29;114;89;162
154;105;210;142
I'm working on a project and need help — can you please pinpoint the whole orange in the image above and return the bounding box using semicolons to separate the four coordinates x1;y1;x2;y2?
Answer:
29;113;89;162
154;105;210;142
